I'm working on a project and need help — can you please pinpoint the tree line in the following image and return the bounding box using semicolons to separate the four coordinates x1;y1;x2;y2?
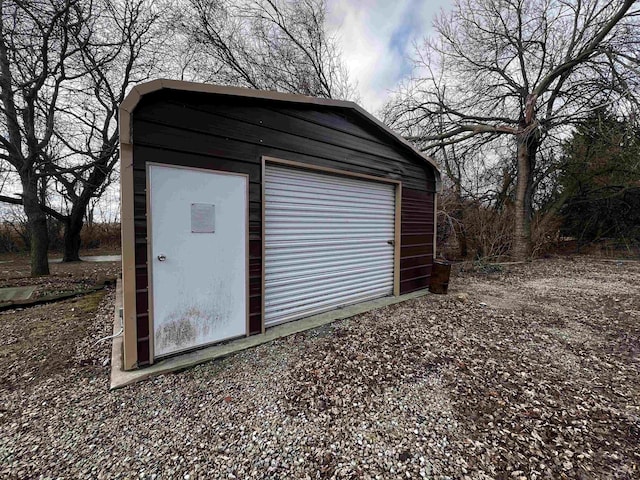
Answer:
0;0;353;276
1;0;639;276
383;0;639;260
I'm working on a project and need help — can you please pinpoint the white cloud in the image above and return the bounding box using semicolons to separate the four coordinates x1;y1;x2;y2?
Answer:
326;0;453;115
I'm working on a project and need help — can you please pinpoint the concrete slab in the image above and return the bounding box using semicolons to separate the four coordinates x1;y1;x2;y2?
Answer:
110;282;124;389
50;255;121;264
0;285;36;302
110;282;430;389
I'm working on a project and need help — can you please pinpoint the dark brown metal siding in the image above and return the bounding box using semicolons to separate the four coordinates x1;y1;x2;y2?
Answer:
400;188;435;294
131;90;436;365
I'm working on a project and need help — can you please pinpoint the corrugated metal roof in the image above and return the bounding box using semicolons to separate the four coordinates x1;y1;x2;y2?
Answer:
119;79;441;190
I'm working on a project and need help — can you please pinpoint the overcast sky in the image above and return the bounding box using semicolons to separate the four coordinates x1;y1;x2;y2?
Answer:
326;0;453;114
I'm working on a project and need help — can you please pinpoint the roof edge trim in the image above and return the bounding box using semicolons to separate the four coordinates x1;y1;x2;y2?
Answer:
119;79;441;190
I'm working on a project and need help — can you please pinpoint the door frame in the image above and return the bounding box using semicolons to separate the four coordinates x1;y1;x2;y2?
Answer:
146;162;250;362
260;156;402;333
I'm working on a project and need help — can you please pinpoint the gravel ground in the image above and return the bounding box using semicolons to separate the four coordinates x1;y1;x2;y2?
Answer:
1;257;639;479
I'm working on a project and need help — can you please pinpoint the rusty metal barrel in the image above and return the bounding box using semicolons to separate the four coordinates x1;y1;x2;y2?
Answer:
429;260;451;294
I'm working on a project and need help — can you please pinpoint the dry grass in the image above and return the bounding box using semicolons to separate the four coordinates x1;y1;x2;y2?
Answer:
0;291;106;390
0;222;121;253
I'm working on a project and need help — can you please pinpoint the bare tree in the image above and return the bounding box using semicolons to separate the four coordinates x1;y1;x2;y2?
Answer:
0;0;164;266
181;0;357;100
385;0;639;259
50;0;163;262
0;0;96;275
1;0;352;273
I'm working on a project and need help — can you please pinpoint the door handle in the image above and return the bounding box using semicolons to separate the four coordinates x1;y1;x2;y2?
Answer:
157;254;167;261
387;240;395;246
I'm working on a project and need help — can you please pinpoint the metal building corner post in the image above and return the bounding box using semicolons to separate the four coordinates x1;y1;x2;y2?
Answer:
118;82;164;370
120;141;138;370
433;191;438;259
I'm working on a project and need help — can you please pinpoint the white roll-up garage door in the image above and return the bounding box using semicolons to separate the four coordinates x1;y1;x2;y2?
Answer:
264;164;396;327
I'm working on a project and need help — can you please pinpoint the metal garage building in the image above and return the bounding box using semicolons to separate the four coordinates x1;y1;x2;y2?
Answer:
120;79;440;370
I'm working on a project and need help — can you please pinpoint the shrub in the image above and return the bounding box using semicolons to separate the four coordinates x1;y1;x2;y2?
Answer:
0;221;121;253
81;223;121;250
437;190;561;261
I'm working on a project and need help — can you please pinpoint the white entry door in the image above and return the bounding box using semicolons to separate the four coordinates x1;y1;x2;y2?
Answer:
148;164;247;358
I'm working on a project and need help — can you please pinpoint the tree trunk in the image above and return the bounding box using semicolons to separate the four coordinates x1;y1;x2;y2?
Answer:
62;212;83;262
452;182;468;258
513;133;539;260
513;137;530;260
20;174;50;276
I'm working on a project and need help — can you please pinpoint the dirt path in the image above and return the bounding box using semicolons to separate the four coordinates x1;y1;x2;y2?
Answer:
442;258;640;478
1;257;638;479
